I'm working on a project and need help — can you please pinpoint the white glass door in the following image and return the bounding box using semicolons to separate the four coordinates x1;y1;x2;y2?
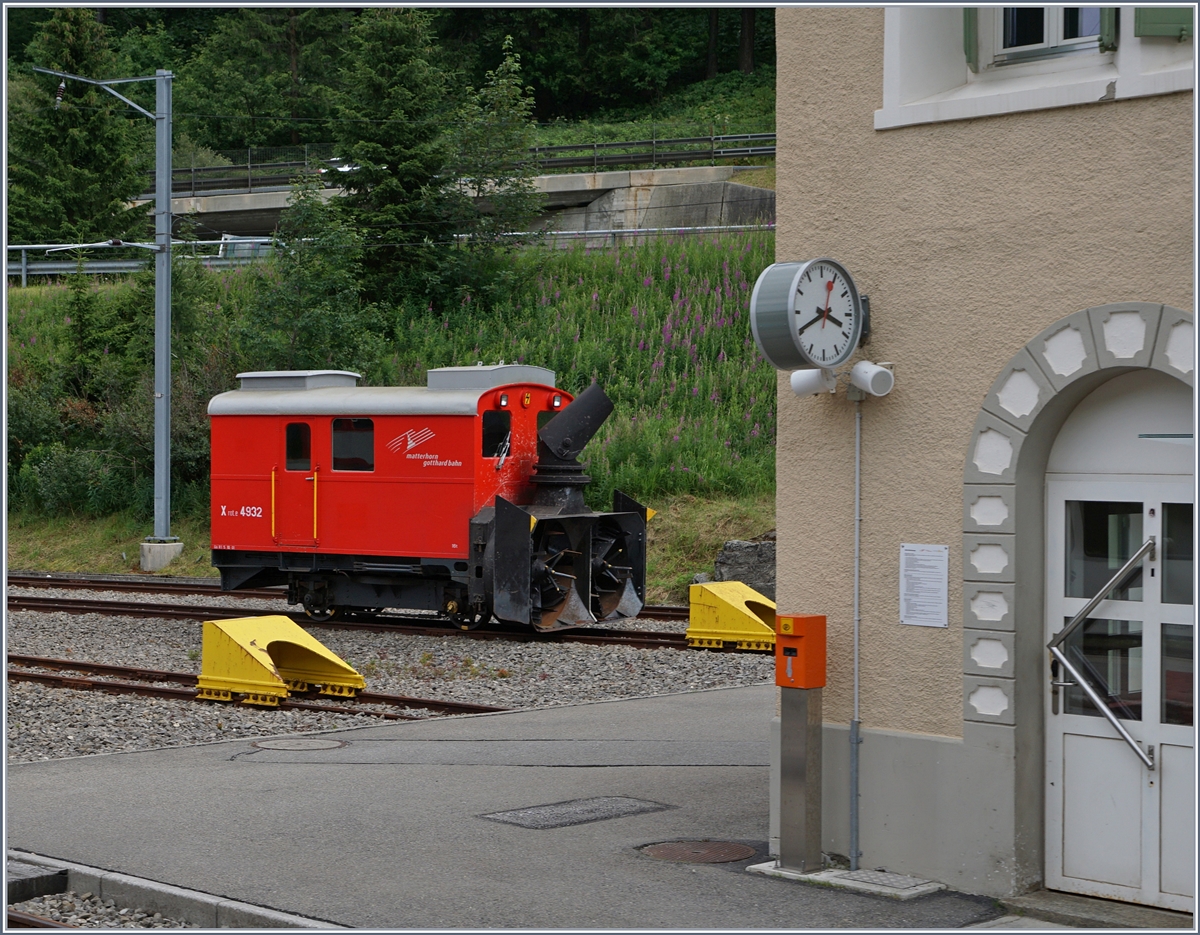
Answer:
1045;479;1194;912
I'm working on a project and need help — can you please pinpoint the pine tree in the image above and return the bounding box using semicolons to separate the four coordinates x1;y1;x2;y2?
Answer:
328;8;453;303
174;8;352;150
7;9;152;244
439;38;543;306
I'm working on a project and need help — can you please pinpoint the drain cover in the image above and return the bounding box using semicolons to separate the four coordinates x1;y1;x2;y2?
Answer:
253;738;346;751
838;869;929;889
641;841;757;863
482;797;671;829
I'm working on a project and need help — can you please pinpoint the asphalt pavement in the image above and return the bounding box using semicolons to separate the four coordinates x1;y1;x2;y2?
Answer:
6;684;1005;929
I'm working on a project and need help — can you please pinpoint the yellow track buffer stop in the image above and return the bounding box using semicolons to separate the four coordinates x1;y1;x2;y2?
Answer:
196;615;365;707
686;581;776;651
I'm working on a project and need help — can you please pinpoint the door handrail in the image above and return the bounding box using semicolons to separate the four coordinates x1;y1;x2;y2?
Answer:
1049;536;1155;651
1047;535;1156;770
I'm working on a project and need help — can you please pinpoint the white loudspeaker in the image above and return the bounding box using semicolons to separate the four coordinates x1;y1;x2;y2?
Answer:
790;368;837;397
849;361;894;397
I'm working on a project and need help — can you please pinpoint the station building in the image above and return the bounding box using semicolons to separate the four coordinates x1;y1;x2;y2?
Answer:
770;6;1194;911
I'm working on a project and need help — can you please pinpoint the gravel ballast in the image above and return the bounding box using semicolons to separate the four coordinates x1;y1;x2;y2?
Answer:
8;891;195;928
6;602;772;764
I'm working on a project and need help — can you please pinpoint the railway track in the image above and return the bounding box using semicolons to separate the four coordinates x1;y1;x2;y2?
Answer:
6;653;507;719
6;909;77;929
7;572;691;622
7;583;706;654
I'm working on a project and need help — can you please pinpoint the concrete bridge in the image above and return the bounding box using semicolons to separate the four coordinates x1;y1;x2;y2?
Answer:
148;165;774;238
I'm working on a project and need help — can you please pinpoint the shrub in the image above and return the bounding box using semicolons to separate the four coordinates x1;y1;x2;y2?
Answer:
19;443;132;517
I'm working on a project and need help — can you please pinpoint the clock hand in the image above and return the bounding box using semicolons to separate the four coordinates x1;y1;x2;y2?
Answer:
821;278;835;328
797;314;824;335
799;309;844;336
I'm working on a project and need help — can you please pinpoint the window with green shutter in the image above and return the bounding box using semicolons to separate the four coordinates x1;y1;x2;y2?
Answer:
963;7;1120;67
1134;8;1193;40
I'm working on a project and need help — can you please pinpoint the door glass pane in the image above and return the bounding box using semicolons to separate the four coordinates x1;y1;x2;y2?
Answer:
1065;501;1143;600
1162;624;1194;726
1063;7;1100;39
1003;7;1045;47
1163;502;1194;605
285;423;310;471
1063;617;1142;720
332;418;373;471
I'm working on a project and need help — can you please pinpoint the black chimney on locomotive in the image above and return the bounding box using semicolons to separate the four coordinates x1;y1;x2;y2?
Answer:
530;381;614;511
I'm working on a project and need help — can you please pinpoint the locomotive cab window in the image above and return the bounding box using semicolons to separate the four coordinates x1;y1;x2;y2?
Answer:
285;423;311;471
332;418;374;471
482;410;511;458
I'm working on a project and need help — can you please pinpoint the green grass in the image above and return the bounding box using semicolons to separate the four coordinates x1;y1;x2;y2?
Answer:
6;511;218;576
395;230;779;509
645;491;775;603
731;166;775;190
533;67;776;146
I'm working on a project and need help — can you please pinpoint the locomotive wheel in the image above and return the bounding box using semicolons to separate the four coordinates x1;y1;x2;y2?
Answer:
303;605;340;622
451;610;490;631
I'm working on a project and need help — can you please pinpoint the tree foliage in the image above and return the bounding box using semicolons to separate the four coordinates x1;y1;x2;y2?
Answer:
174;8;353;150
237;177;390;380
6;9;152;244
431;8;775;120
327;8;454;303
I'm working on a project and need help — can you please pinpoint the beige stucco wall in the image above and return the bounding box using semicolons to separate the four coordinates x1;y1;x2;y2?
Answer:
774;7;1194;737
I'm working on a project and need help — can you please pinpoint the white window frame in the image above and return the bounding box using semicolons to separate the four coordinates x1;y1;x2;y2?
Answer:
991;6;1102;62
875;6;1194;131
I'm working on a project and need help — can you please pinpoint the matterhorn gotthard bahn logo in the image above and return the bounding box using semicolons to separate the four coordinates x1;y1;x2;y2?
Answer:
387;428;462;468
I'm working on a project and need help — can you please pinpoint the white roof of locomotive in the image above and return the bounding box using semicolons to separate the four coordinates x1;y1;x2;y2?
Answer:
208;365;557;416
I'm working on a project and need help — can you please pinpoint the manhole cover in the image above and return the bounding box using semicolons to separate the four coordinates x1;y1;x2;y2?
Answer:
253;738;346;751
641;841;756;863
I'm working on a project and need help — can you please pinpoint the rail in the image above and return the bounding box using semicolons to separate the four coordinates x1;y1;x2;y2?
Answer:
7;653;508;717
134;132;776;199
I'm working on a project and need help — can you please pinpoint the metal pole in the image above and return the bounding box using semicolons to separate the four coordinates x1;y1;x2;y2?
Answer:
21;249;28;288
849;399;862;870
151;70;174;543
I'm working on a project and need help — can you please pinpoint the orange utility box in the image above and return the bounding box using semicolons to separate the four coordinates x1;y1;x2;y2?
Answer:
775;614;826;689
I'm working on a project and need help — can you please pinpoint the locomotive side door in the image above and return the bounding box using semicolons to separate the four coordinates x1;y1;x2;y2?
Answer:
275;420;319;547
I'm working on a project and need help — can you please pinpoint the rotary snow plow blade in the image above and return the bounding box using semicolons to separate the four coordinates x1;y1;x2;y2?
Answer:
490;493;649;633
196;615;365;707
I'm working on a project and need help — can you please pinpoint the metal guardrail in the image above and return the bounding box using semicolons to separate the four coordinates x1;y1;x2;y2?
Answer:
7;222;773;283
6;250;263;286
137;133;777;199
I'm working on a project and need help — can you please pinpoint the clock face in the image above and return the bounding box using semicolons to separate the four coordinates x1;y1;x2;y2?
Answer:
790;260;862;368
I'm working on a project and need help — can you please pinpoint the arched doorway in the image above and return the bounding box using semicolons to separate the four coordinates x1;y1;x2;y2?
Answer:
1043;370;1193;911
960;303;1193;899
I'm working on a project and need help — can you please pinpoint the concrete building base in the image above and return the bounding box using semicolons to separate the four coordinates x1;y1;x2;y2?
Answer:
999;890;1195;929
139;541;183;572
